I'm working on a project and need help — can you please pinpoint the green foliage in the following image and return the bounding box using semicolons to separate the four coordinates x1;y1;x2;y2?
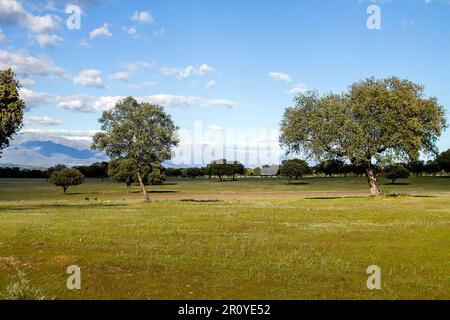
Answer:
165;168;183;177
407;160;425;177
108;158;136;192
50;168;85;193
280;159;310;182
91;96;178;201
384;165;410;184
424;160;440;175
280;77;447;195
148;163;166;185
186;167;204;179
206;160;245;181
317;159;345;177
0;68;25;154
437;149;450;173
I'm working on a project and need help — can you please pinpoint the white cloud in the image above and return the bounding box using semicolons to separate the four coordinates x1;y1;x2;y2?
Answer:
0;29;5;42
269;72;293;82
19;89;236;113
0;0;23;25
89;23;112;39
0;50;65;77
35;33;63;48
131;11;153;23
21;128;99;139
0;0;59;33
205;80;216;88
110;71;131;82
25;14;59;33
287;83;309;94
73;69;105;88
19;78;35;86
24;115;62;126
19;88;59;109
122;25;138;38
160;64;216;79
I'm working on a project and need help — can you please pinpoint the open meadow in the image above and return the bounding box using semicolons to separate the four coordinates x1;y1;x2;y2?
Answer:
0;176;449;300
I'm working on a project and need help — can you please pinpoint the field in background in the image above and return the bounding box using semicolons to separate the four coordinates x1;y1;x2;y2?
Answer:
0;177;449;299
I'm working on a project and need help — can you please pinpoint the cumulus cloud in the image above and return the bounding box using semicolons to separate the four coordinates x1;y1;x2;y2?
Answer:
268;71;293;82
0;0;59;33
73;69;105;88
24;115;62;126
110;71;131;82
131;11;153;23
19;88;59;109
287;83;309;94
89;23;112;39
34;33;63;48
19;89;236;113
160;64;216;79
0;50;65;77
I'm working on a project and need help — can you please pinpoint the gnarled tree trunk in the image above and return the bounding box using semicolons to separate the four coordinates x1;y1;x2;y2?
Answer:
367;167;381;196
137;172;150;202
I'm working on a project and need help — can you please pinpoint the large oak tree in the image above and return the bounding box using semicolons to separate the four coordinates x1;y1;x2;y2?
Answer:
0;68;25;155
92;97;178;201
280;77;447;195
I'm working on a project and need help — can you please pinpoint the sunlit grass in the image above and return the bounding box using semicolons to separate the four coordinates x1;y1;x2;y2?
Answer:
0;177;449;299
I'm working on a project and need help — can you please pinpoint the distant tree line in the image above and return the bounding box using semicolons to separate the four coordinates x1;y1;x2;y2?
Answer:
1;149;449;181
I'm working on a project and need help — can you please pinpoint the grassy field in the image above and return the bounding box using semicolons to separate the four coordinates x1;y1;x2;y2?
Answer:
0;176;449;300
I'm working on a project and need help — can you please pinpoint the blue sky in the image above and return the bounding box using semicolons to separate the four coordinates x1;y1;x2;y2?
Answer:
0;0;449;166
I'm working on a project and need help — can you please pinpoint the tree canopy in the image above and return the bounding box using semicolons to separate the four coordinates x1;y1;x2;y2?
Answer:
0;68;25;155
50;168;85;194
280;159;310;183
92;97;178;201
437;149;450;173
280;77;447;195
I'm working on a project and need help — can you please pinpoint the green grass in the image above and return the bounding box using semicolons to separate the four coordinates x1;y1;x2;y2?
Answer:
0;176;449;299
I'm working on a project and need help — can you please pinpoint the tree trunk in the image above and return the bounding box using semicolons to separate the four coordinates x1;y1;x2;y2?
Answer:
137;172;150;202
126;183;131;193
367;167;381;196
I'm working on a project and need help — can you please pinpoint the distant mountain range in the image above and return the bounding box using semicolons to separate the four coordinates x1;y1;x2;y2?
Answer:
0;133;193;169
0;133;108;168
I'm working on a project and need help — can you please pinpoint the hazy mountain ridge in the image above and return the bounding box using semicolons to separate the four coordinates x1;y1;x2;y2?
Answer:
0;133;108;168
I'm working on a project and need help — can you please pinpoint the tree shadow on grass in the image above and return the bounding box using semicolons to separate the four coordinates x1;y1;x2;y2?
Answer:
287;182;309;185
384;182;411;186
0;203;127;212
305;196;366;200
128;190;178;194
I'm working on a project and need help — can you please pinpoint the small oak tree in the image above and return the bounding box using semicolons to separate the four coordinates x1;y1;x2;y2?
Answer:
280;159;310;183
383;165;410;184
280;77;447;195
50;168;85;194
